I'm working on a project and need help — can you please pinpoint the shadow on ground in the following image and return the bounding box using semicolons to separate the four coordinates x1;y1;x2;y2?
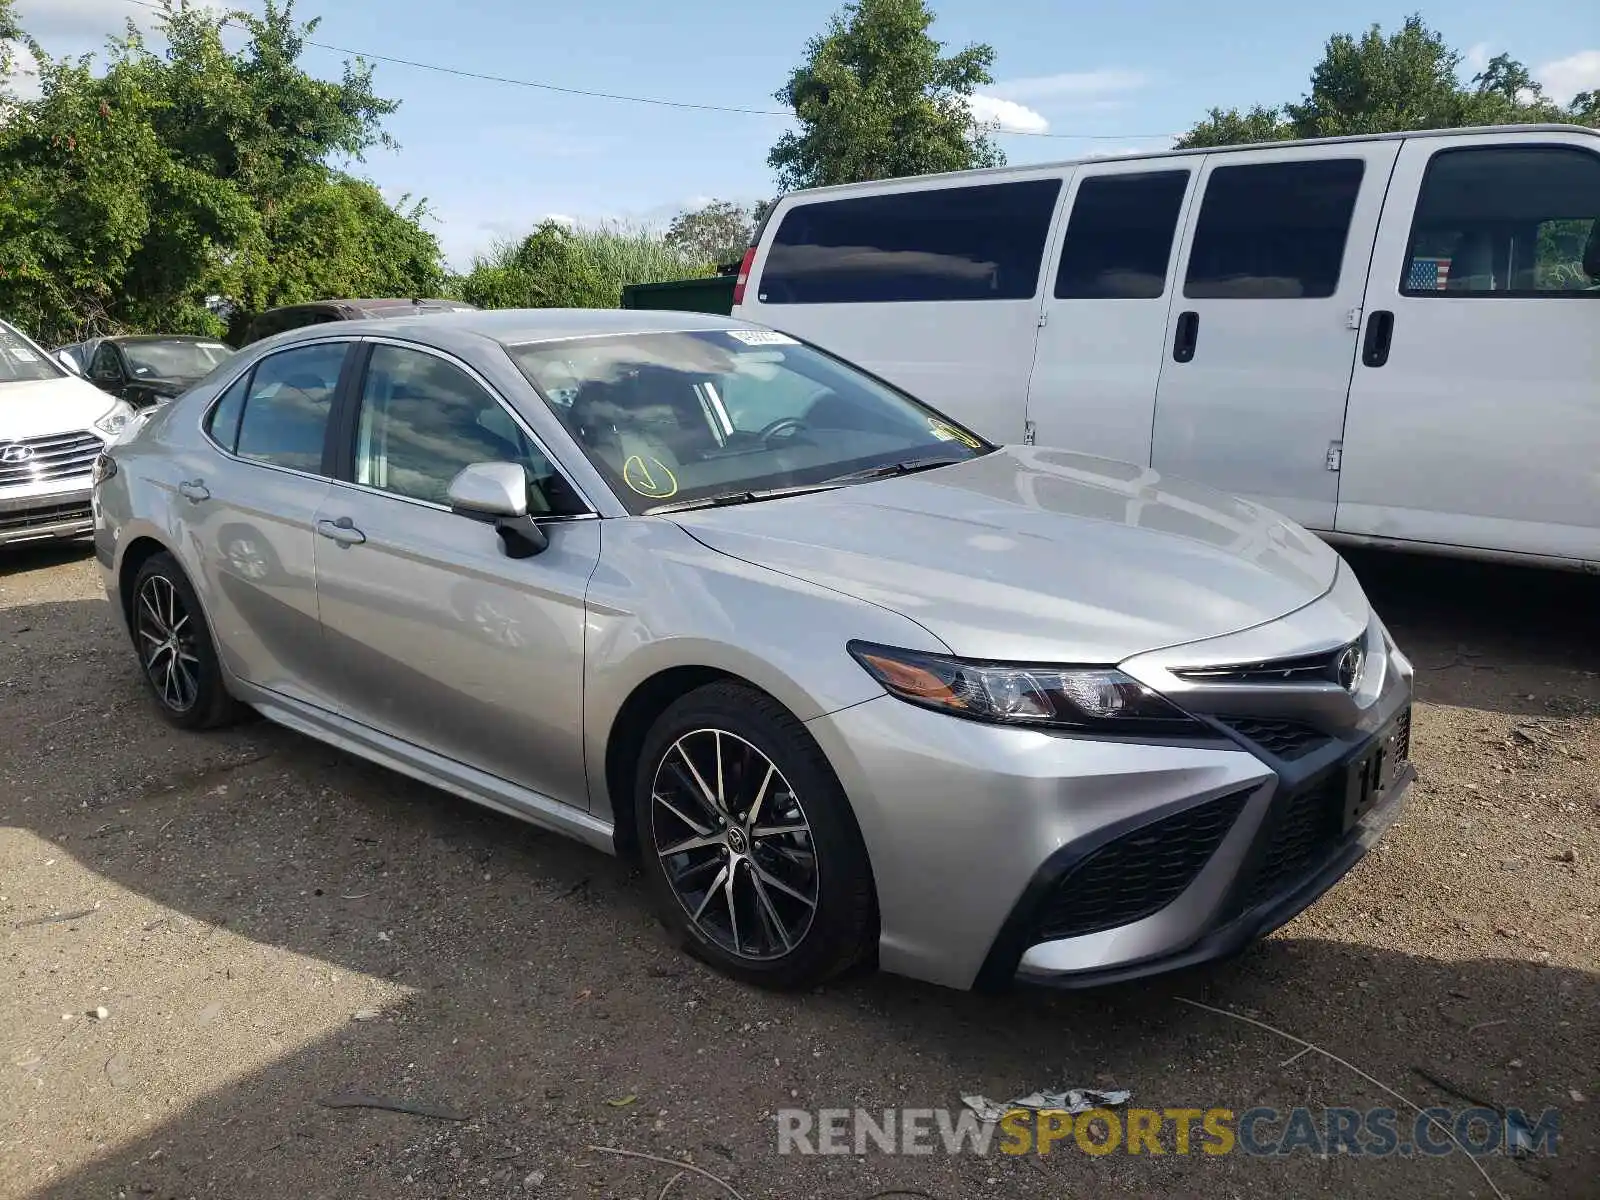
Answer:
3;549;1597;1198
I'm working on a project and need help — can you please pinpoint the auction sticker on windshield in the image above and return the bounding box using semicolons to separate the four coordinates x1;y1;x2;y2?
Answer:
727;330;798;346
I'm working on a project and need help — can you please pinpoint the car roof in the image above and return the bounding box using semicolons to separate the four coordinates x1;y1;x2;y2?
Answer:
271;306;753;351
776;122;1600;201
104;334;229;344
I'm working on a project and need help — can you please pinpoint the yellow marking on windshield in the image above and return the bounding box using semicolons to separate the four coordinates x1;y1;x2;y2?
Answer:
623;455;679;499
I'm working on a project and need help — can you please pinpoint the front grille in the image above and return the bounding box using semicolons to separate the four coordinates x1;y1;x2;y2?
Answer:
0;500;92;533
1392;707;1412;762
1033;790;1250;941
0;431;102;489
1174;641;1359;686
1217;716;1331;760
1240;775;1343;910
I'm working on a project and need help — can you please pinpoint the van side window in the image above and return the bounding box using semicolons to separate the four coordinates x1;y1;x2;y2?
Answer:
1184;159;1365;299
1402;146;1600;296
1055;171;1190;299
759;179;1063;304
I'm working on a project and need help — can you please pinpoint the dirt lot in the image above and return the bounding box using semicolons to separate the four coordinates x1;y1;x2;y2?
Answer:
1;542;1596;1200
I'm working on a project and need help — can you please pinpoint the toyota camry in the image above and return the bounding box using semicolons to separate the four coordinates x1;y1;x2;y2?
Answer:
92;309;1414;991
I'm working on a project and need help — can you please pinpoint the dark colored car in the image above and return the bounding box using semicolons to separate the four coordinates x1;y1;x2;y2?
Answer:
237;298;478;347
64;335;236;409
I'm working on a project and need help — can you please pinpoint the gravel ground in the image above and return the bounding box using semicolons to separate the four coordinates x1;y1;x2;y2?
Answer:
1;542;1596;1200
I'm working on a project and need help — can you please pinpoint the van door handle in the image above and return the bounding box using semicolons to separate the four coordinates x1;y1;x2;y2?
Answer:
316;517;366;546
1362;310;1395;368
177;479;210;503
1172;311;1199;363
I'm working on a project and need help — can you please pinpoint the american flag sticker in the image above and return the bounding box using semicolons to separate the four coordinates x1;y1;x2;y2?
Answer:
1406;256;1452;291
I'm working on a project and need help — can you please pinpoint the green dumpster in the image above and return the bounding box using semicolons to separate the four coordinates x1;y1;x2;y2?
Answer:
620;275;736;316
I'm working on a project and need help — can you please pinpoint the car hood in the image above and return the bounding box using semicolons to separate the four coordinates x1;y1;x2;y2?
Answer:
670;446;1342;663
0;376;118;440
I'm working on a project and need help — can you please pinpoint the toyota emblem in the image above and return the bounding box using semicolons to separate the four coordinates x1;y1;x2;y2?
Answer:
1336;644;1366;692
0;444;34;465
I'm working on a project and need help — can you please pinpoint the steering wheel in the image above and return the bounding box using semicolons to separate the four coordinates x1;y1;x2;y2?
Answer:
757;416;808;445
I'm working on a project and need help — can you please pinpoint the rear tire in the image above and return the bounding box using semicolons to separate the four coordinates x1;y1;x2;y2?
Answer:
635;682;877;990
127;552;245;730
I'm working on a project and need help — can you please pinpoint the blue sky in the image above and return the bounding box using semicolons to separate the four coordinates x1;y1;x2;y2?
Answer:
13;0;1600;268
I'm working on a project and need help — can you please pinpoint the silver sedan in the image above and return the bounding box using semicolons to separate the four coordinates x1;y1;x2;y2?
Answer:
92;309;1414;991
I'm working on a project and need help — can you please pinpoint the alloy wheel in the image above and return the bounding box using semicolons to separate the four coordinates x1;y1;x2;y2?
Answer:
134;574;200;712
650;728;819;960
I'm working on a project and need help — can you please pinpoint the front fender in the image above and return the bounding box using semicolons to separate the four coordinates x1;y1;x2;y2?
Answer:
580;518;948;826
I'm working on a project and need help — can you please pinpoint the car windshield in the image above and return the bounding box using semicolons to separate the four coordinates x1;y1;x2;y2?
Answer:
0;320;66;384
122;339;234;380
507;329;990;514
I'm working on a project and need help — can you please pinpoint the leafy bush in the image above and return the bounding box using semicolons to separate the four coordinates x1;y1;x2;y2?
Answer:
455;220;709;310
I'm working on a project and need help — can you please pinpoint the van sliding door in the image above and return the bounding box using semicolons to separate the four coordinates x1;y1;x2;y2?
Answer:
1148;142;1401;531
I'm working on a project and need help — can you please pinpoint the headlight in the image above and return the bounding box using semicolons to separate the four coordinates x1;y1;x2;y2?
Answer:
848;641;1202;733
94;401;135;437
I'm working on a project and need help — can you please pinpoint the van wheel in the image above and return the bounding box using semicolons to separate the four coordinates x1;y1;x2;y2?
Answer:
128;552;244;730
635;682;877;990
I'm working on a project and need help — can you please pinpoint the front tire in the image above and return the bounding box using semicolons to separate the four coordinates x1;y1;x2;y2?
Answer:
635;682;877;990
127;552;244;730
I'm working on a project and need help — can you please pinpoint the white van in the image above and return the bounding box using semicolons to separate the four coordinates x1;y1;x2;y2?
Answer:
733;124;1600;571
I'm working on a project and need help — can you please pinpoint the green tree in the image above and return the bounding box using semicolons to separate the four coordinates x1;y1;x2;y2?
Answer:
0;0;442;344
768;0;1002;191
1175;104;1291;149
456;221;704;311
1176;14;1594;150
664;199;758;267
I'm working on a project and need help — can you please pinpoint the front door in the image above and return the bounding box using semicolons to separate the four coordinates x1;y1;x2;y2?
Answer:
1149;142;1400;529
311;340;600;809
1336;132;1600;561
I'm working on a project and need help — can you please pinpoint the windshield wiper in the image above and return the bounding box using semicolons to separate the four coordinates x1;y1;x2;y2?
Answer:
644;482;845;515
821;455;968;486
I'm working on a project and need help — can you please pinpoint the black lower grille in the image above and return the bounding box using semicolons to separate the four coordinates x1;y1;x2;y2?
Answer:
1033;790;1250;940
1241;776;1343;910
1218;716;1330;760
0;500;92;534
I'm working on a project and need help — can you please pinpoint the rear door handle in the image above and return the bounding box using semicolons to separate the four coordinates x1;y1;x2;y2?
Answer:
177;479;210;502
1172;311;1199;363
1362;310;1395;368
316;517;366;546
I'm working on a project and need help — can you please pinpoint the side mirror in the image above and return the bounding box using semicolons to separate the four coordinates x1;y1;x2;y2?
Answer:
57;351;84;375
447;461;548;558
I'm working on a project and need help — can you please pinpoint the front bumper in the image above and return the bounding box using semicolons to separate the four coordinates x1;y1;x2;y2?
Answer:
0;481;95;545
806;571;1414;992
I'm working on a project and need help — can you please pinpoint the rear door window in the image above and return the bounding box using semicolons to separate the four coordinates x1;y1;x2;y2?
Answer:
233;342;348;473
759;179;1063;304
1055;170;1191;299
1184;159;1366;299
1401;145;1600;296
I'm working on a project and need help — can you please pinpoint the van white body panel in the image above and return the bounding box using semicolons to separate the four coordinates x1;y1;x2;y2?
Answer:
736;125;1600;571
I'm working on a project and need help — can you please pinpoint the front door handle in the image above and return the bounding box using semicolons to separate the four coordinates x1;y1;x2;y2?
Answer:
316;517;366;546
177;479;210;503
1172;311;1200;363
1362;310;1395;368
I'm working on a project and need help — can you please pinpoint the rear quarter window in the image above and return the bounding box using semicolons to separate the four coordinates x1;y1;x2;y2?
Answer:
758;179;1063;305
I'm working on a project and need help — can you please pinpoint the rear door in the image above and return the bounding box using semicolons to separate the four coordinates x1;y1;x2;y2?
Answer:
183;339;351;709
1026;163;1198;461
1336;132;1600;561
1149;142;1401;529
737;175;1064;444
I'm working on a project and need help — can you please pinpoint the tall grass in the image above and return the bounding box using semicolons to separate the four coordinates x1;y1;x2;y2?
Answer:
455;220;710;310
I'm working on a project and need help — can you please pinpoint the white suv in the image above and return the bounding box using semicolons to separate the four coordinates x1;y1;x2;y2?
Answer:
0;318;136;547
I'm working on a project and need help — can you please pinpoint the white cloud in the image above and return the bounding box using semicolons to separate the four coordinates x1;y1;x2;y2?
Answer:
986;69;1147;104
1463;42;1493;76
1536;49;1600;102
3;41;43;101
966;93;1049;135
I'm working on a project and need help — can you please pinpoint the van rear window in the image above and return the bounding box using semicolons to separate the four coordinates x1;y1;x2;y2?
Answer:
758;179;1062;305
